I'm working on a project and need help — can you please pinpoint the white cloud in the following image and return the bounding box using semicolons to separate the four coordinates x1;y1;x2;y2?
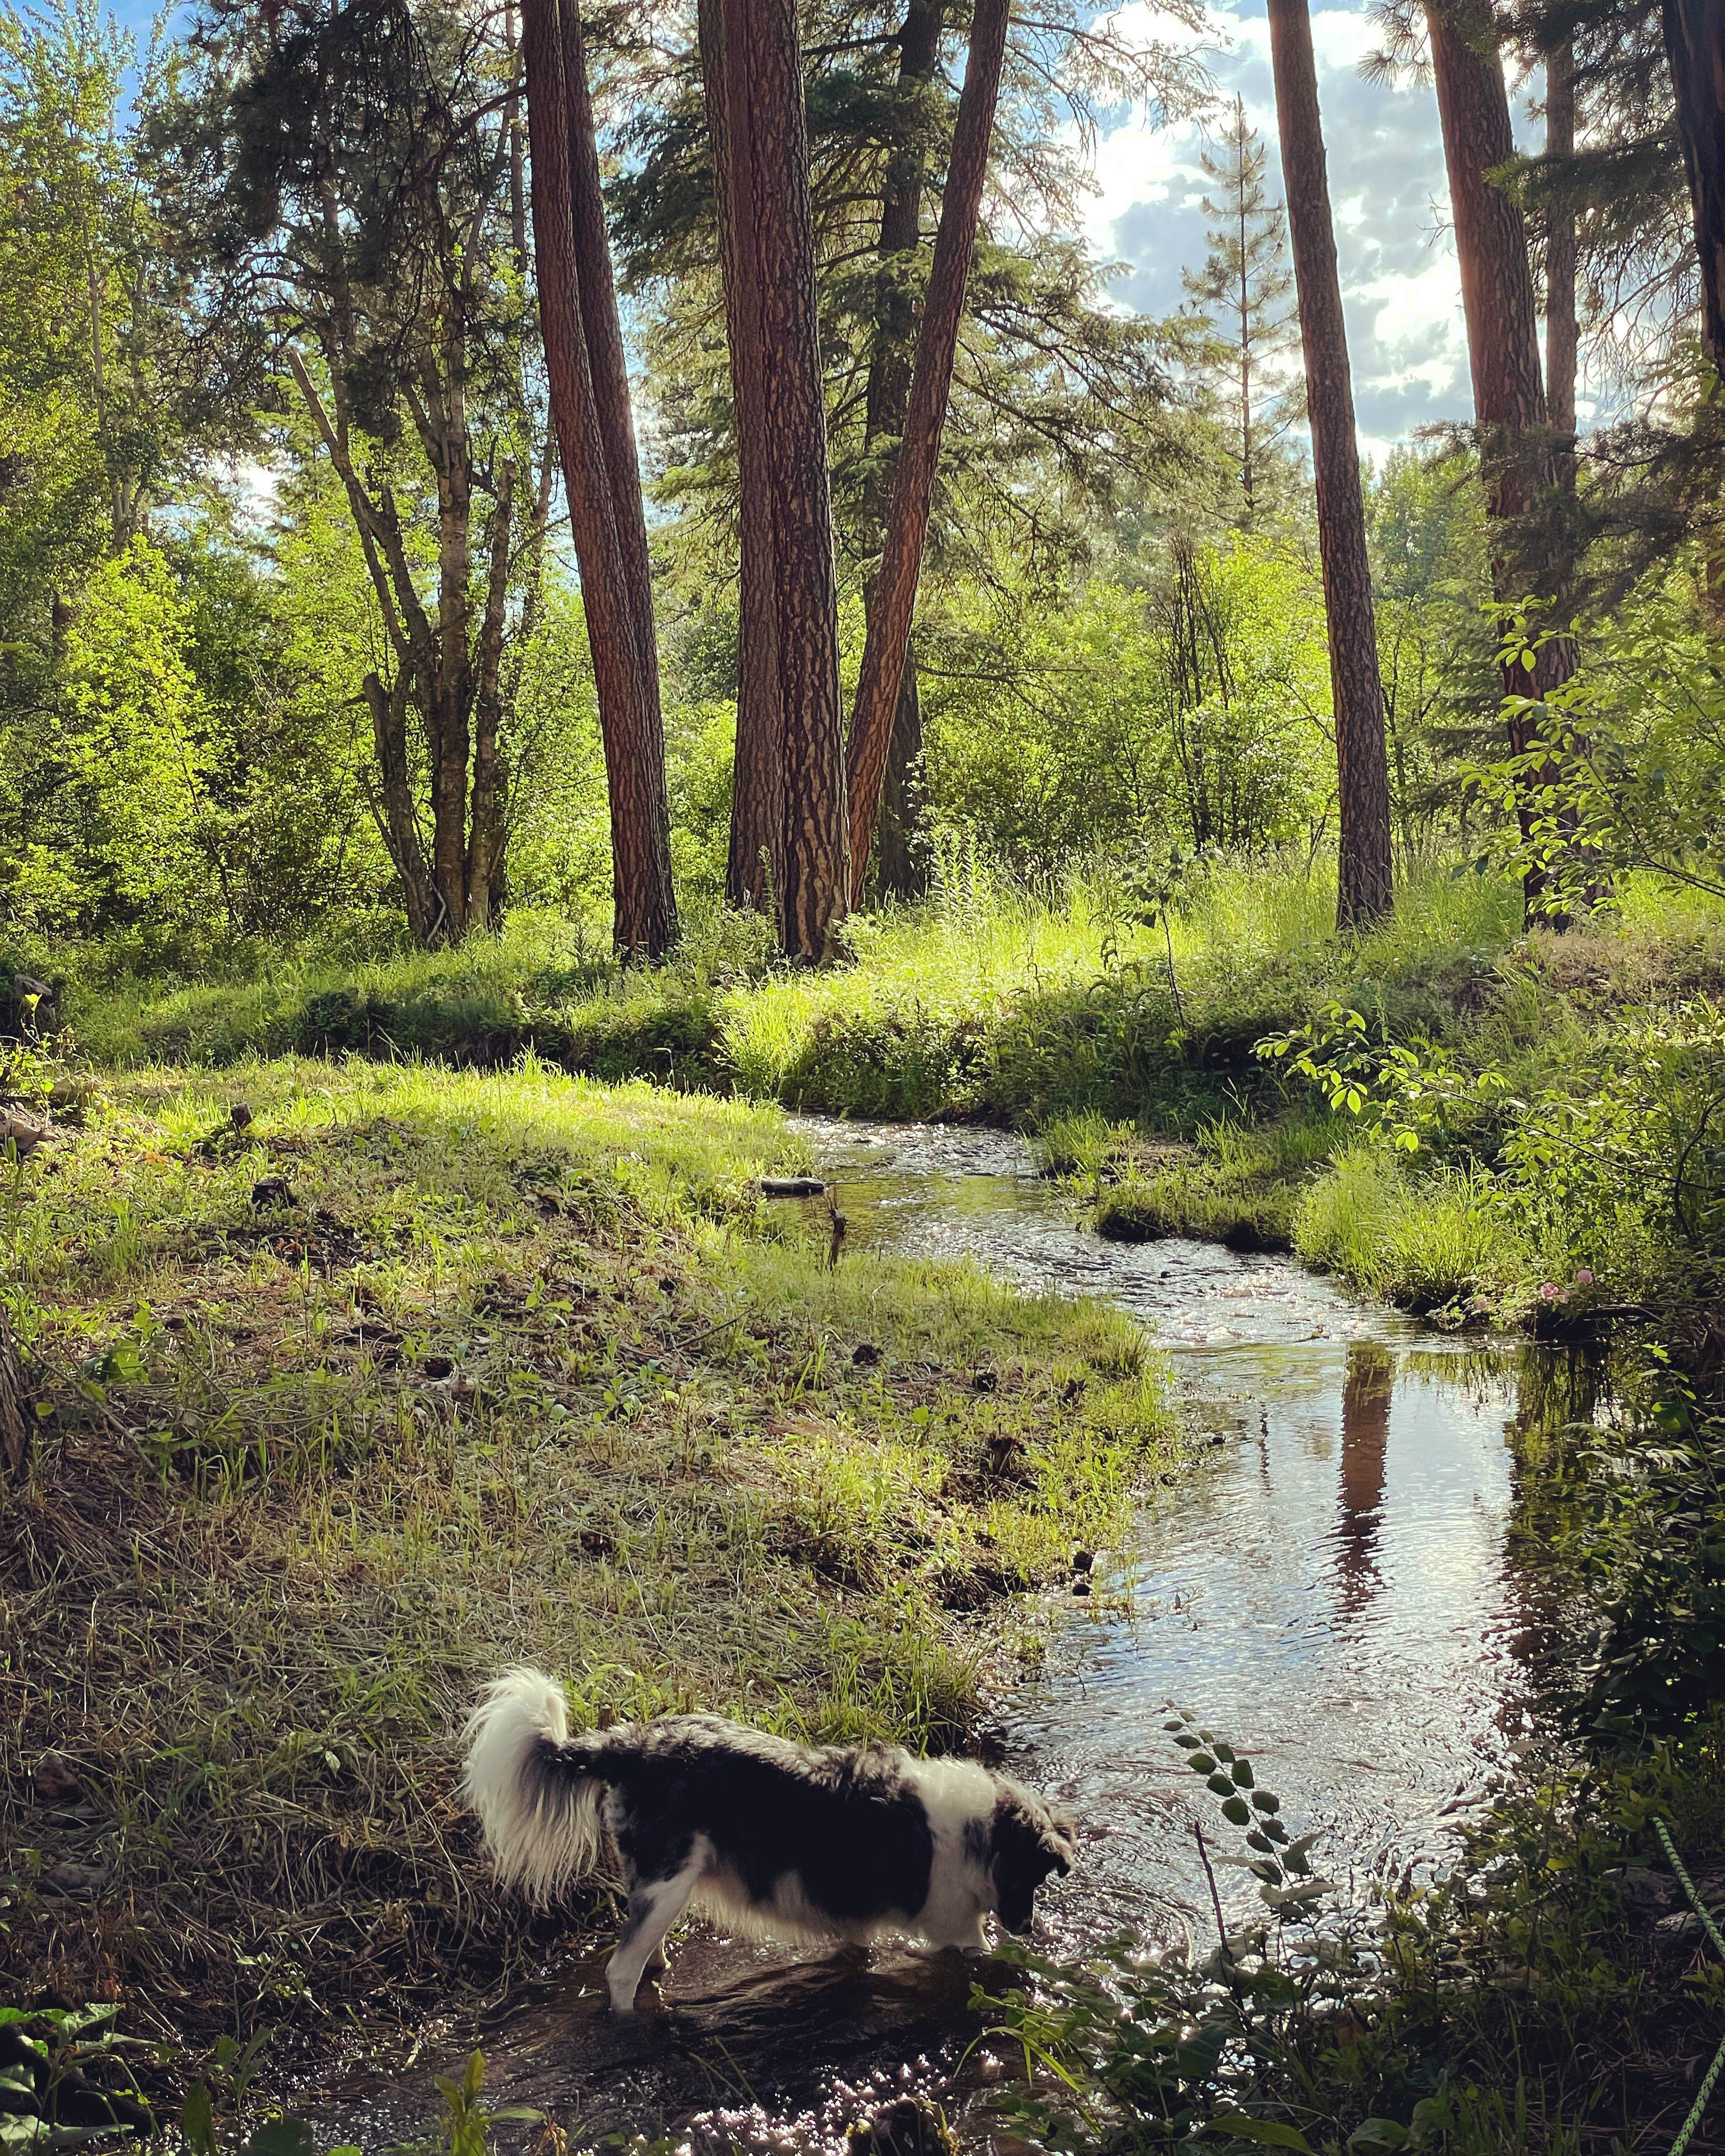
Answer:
1081;0;1565;453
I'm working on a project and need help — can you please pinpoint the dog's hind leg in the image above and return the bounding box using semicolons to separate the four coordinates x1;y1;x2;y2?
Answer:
607;1858;702;2013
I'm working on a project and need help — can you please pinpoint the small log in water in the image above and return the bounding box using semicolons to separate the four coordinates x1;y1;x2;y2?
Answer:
761;1175;826;1197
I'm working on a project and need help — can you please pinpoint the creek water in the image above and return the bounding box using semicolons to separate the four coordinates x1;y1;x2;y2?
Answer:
303;1120;1572;2152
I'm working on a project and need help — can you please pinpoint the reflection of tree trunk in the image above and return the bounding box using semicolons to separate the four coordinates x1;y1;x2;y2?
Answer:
1337;1342;1392;1609
847;0;1010;881
874;643;928;899
700;0;785;919
733;0;850;960
1265;0;1394;929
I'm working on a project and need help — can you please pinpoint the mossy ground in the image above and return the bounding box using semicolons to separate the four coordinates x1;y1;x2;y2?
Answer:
0;1056;1175;2045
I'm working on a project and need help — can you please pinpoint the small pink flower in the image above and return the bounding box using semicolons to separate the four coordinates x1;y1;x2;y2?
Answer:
1540;1282;1557;1300
1575;1269;1594;1287
1470;1295;1491;1312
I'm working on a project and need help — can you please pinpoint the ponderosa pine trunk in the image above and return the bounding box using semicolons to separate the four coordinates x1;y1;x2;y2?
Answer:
1426;0;1577;919
1663;0;1725;372
521;0;677;957
847;0;1010;881
862;0;945;901
1546;38;1578;484
728;0;849;959
560;0;672;829
874;648;925;899
1661;0;1725;622
700;0;785;919
1265;0;1394;928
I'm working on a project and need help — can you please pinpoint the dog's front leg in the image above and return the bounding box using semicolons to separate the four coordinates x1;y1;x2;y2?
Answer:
606;1861;701;2012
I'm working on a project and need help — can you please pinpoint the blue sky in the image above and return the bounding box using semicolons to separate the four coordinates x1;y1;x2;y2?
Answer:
1086;0;1555;457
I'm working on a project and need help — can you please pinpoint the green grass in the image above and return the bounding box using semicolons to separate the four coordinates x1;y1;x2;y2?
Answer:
1043;1111;1348;1254
27;854;1725;1325
1291;1145;1522;1312
46;855;1529;1128
0;1053;1176;2040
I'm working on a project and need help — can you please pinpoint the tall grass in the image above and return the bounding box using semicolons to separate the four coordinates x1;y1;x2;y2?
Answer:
1293;1145;1523;1308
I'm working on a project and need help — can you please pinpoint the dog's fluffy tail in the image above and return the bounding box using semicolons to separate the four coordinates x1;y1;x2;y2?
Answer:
461;1667;610;1906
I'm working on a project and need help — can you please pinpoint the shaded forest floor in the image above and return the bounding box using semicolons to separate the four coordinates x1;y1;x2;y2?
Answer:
0;1058;1173;2054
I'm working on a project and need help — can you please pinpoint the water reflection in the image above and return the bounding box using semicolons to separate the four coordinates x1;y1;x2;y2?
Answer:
1335;1343;1393;1613
300;1120;1588;2149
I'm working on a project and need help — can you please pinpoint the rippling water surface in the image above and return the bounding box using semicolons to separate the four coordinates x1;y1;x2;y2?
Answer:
303;1118;1566;2150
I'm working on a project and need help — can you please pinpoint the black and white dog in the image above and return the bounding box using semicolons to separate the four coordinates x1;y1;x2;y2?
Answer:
462;1667;1076;2012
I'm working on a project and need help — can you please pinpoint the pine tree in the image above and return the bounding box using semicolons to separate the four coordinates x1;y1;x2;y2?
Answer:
1264;0;1394;927
708;0;850;963
523;0;678;959
1545;37;1578;483
1181;97;1301;527
846;0;1013;884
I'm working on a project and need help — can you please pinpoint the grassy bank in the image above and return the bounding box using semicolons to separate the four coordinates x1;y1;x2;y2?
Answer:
20;857;1725;1333
0;1056;1175;2042
33;858;1525;1126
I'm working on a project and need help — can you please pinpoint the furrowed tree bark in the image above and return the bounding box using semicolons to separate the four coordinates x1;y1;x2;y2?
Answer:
699;0;784;919
522;0;677;958
874;649;925;899
860;0;945;902
1546;38;1578;487
1265;0;1394;929
1426;0;1577;920
1663;0;1725;372
732;0;849;960
847;0;1011;884
560;0;670;799
1662;0;1725;623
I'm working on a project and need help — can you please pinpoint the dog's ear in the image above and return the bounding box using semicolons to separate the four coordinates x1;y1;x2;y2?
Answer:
1040;1810;1076;1878
990;1796;1076;1933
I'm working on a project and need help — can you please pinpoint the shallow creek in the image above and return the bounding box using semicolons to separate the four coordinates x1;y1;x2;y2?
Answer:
305;1120;1568;2151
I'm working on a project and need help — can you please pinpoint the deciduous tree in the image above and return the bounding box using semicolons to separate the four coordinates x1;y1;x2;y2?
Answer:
158;0;543;946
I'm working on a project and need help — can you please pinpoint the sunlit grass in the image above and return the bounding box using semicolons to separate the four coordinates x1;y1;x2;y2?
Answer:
1292;1144;1521;1309
4;1052;1177;2033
